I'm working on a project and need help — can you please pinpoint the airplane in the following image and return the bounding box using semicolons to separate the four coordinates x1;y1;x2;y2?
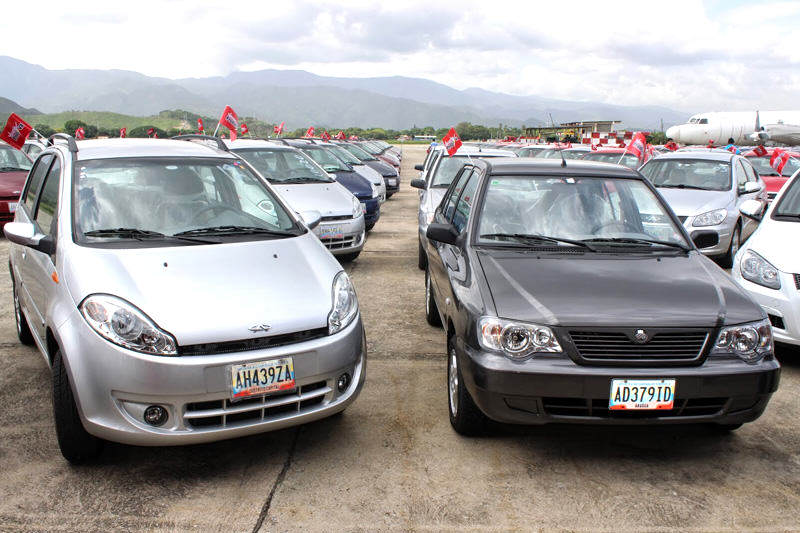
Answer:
665;111;800;146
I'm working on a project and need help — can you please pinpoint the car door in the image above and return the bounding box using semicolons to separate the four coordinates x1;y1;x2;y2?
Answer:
736;159;763;239
22;154;63;340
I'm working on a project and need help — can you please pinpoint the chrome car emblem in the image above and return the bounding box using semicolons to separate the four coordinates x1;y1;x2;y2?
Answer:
633;329;649;344
248;324;271;333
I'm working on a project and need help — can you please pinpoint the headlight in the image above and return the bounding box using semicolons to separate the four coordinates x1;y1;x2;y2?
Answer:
328;271;358;334
712;318;772;362
740;250;781;289
478;317;562;359
80;294;177;355
351;196;362;218
692;208;727;227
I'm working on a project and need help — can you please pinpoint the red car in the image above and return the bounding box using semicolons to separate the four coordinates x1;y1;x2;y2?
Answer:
579;147;642;169
742;147;800;201
0;142;32;227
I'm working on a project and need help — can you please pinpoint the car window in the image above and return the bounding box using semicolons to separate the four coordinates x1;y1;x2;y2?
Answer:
0;144;33;171
452;169;480;233
441;168;472;222
640;159;731;191
736;161;748;188
234;148;333;183
22;154;53;212
34;157;61;236
746;155;800;177
25;144;42;157
772;175;800;219
742;160;758;182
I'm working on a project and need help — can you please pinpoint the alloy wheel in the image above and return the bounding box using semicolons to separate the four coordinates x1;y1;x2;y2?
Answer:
448;347;459;416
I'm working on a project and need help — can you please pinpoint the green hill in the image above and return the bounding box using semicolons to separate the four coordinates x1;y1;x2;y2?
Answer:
1;96;41;116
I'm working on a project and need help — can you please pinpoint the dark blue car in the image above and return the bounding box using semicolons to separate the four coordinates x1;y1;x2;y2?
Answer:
335;141;400;198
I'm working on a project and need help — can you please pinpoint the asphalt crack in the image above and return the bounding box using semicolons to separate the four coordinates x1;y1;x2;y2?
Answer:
251;427;301;533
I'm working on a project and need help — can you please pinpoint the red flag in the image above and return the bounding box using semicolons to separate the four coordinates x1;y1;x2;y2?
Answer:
625;132;647;160
241;123;249;135
664;141;679;151
273;121;285;135
348;135;359;140
304;126;315;138
120;127;127;138
442;127;462;156
753;145;767;157
75;127;86;140
770;148;791;174
320;130;331;142
146;128;155;138
197;118;204;133
706;139;715;148
153;132;158;139
335;131;345;140
0;113;33;150
219;105;239;141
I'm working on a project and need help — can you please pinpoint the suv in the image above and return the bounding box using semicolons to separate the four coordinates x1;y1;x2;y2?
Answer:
225;139;365;262
423;158;779;434
5;135;366;463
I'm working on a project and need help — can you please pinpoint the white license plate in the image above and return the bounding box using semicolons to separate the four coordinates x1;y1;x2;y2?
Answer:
609;378;675;410
229;357;295;400
319;225;344;239
8;202;17;213
388;178;397;186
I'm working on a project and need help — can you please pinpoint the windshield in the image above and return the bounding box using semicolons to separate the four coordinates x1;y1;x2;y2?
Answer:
477;175;686;247
327;145;363;166
562;150;589;160
0;145;33;171
302;147;350;173
747;155;800;177
356;142;382;156
772;175;800;219
640;159;731;191
431;156;473;187
339;143;377;161
516;147;547;157
233;148;332;183
75;157;299;244
535;149;562;159
581;152;641;169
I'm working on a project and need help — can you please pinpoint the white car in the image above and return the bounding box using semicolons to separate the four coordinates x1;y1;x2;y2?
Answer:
733;169;800;346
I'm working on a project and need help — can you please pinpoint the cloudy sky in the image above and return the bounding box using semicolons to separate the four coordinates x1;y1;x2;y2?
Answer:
1;0;798;112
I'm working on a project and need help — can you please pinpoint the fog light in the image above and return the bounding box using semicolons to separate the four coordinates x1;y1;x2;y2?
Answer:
337;373;351;392
143;405;168;427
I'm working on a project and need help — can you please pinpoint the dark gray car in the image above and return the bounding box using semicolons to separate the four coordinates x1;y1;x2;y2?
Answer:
423;158;780;435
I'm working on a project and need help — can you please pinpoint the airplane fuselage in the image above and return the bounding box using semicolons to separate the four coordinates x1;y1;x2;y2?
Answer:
666;111;800;146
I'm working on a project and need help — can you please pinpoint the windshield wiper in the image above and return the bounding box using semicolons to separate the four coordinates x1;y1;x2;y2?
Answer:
278;177;332;184
657;184;709;190
773;212;800;219
480;233;596;251
174;225;295;237
84;228;217;244
0;166;29;172
582;237;689;251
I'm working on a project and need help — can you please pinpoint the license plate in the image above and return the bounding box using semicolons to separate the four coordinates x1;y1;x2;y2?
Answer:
8;202;17;213
609;378;675;410
319;225;344;239
229;357;295;400
388;178;397;186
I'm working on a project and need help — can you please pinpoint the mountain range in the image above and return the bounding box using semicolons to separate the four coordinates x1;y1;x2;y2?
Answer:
0;56;688;130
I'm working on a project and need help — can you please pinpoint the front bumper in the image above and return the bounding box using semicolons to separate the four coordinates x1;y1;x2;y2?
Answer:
383;176;400;194
733;270;800;346
685;220;734;256
459;341;780;426
57;311;366;446
360;197;380;228
314;215;366;256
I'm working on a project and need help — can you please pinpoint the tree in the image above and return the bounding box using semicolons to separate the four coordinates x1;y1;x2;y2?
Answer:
33;124;54;137
128;126;167;138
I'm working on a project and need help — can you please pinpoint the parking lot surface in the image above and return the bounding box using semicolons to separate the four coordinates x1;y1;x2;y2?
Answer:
1;144;799;532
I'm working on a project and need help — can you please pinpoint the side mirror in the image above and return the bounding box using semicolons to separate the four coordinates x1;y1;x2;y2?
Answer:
743;181;762;194
410;178;426;190
414;164;424;171
299;210;322;230
691;231;719;249
3;222;56;255
739;199;763;221
426;222;459;245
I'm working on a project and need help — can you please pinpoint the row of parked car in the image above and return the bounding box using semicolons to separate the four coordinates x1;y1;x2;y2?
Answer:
413;141;797;434
0;132;404;463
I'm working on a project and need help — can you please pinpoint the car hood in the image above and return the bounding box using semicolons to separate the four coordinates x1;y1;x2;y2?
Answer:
0;170;27;197
63;233;341;346
745;219;800;273
352;164;382;186
334;170;372;198
365;160;396;177
270;182;355;217
656;188;732;216
477;250;761;328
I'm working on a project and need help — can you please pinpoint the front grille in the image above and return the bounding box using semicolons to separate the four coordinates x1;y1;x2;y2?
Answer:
321;235;356;250
542;397;727;418
321;215;353;222
768;314;785;330
569;330;708;363
794;273;800;290
179;328;328;356
185;380;329;429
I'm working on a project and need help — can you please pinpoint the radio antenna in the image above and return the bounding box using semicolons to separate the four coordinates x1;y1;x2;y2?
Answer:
559;148;567;167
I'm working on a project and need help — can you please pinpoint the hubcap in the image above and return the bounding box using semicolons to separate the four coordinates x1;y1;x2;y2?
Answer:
13;284;21;334
448;348;459;416
731;229;740;257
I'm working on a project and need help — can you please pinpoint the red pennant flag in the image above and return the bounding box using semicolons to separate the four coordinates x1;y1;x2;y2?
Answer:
320;130;331;142
664;141;679;151
120;127;127;138
335;130;345;140
219;105;239;141
624;132;648;160
146;127;155;138
753;145;767;157
442;127;462;156
304;126;315;138
197;118;204;133
770;148;791;174
706;139;715;148
348;135;358;140
241;123;249;135
153;132;158;138
0;113;33;150
273;121;285;135
75;127;86;140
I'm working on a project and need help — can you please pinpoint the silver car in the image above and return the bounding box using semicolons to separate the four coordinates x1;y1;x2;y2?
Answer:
225;139;366;261
5;135;366;463
410;146;515;269
639;151;767;267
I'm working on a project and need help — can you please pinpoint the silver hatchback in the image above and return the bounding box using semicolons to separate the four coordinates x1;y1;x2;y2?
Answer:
5;136;366;463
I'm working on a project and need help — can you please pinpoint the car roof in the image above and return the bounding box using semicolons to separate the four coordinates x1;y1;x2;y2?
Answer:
71;138;235;161
481;157;641;178
445;147;514;157
649;151;735;163
223;139;294;151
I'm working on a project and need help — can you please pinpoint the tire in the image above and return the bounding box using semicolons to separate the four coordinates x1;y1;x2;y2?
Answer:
12;276;34;345
447;339;487;436
712;423;743;432
337;251;361;263
365;222;375;232
718;224;740;269
52;348;103;464
418;238;427;270
425;268;442;327
386;192;395;199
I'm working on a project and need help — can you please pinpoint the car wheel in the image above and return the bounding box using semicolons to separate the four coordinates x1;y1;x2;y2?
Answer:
418;238;427;270
52;348;103;464
338;251;361;263
12;277;34;345
719;224;740;269
425;268;442;327
447;340;486;436
365;222;375;232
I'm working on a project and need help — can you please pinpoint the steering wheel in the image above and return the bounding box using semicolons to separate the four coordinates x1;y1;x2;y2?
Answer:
591;220;638;234
190;204;242;224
